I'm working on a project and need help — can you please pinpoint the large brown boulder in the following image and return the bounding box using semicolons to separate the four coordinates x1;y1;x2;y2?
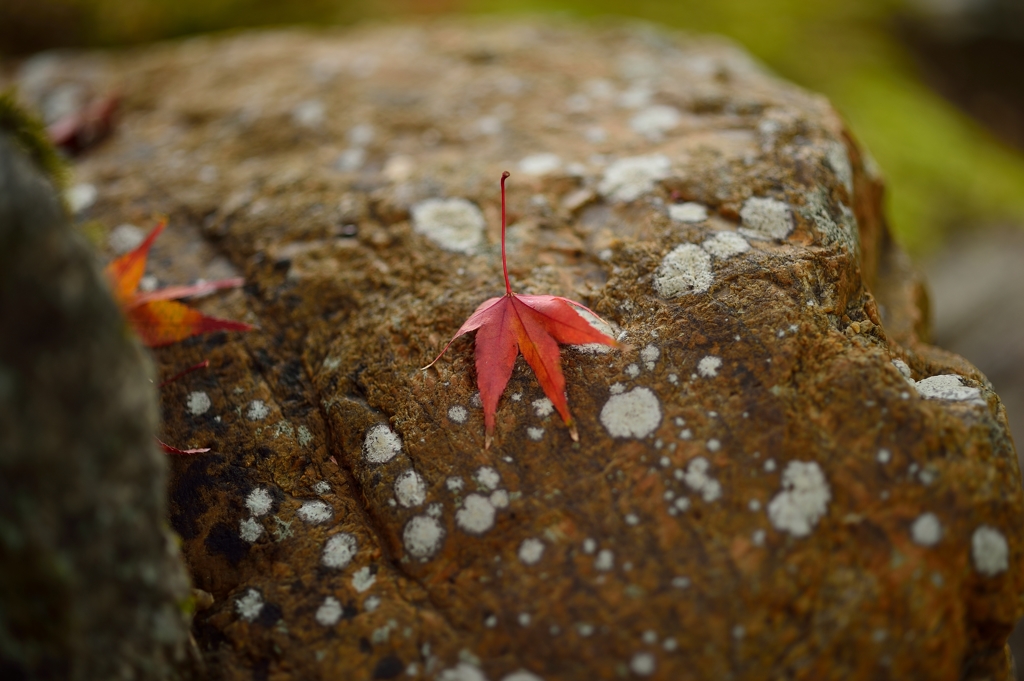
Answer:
21;19;1024;680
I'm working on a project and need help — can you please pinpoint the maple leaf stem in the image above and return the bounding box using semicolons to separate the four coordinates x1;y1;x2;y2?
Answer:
158;359;210;388
500;170;511;296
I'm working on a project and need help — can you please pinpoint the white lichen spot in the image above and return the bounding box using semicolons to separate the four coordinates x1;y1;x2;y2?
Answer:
684;457;722;502
403;515;445;558
825;141;854;195
297;425;313;447
511;392;522;402
674;497;691;512
395;469;427;508
315;596;343;626
298;500;333;524
239;517;263;542
972;525;1009;576
752;529;766;546
364;595;381;612
764;459;777;473
911;513;942;547
489;489;509;509
527;427;545;441
915;375;983;403
456;494;496;535
518;153;562;176
108;223;145;254
322;533;358;569
411;198;485;254
706;439;721;453
630;652;656;676
501;671;544;681
187;391;211;415
475;466;501;491
610;383;626;395
625;513;640;526
363;424;402;464
448;405;468;424
630;105;681;140
247;400;269;421
642;630;658;645
625;363;641;379
748;499;761;512
246;488;273;517
697;356;722;378
668;202;708;223
446;476;465;492
66;183;97;214
654;244;713;297
439;663;488;681
892;359;913;381
235;589;264;622
518;538;545;565
426;502;443;518
577;623;596;637
582;538;597;554
640;344;660;370
663;638;678;651
352;566;376;592
767;461;831;537
740;196;793;240
671;576;690;588
702;232;750;259
312;480;331;496
532;398;554;418
877;449;892;464
600;387;662;439
680;429;692;440
595;549;614;571
598;154;671;202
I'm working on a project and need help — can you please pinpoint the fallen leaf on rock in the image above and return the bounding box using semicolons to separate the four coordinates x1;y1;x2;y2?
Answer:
156;438;211;455
425;172;617;447
105;219;252;347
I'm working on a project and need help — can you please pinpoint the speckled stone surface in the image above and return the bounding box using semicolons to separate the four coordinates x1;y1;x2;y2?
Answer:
20;19;1024;680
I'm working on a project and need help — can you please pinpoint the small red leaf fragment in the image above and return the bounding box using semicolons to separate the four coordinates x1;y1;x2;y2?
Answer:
157;437;211;455
425;172;617;447
159;359;211;388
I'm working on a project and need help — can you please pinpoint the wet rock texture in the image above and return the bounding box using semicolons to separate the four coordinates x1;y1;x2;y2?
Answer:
25;19;1024;680
0;132;195;678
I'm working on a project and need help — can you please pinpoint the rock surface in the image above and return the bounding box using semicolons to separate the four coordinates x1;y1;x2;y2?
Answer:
15;19;1024;680
0;131;195;677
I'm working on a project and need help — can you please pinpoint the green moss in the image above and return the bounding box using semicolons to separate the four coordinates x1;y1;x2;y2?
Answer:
0;89;69;192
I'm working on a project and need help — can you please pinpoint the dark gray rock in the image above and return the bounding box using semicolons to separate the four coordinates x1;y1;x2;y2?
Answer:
0;131;196;680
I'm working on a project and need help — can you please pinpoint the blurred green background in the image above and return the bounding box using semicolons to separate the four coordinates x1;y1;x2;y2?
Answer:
3;0;1024;254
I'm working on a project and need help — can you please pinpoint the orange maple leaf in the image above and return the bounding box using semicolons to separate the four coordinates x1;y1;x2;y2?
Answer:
105;219;252;347
425;172;618;448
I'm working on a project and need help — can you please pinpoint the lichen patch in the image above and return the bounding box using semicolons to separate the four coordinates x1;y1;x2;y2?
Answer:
600;387;662;439
411;198;485;254
915;375;983;403
187;391;211;415
247;400;270;421
297;500;333;524
739;197;793;240
245;488;273;517
697;356;722;378
363;424;402;463
654;244;713;297
315;596;343;626
683;457;722;502
910;513;942;547
668;202;708;223
456;494;496;534
235;589;264;622
972;525;1009;576
598;154;671;202
239;517;263;542
352;566;376;592
448;405;468;424
474;466;501;491
403;515;445;558
701;232;750;259
322;533;358;569
395;469;427;507
767;461;831;537
518;538;545;565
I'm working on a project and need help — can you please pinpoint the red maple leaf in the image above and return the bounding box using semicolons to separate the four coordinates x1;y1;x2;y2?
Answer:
425;172;618;448
105;219;253;347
